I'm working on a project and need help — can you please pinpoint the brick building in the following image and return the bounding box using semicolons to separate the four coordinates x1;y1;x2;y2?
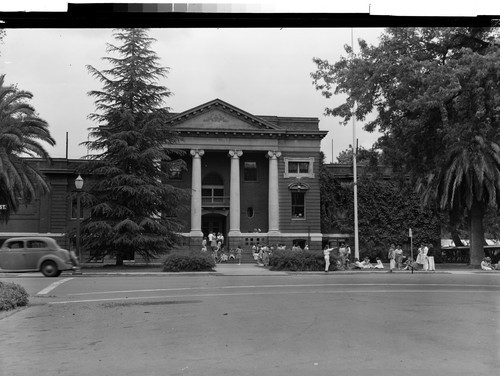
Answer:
0;99;331;258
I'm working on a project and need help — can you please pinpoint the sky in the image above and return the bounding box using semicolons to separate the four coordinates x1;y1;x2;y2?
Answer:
1;1;499;162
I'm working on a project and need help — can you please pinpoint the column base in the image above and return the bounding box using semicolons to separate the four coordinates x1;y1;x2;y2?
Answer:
267;230;281;236
228;230;242;237
189;230;204;237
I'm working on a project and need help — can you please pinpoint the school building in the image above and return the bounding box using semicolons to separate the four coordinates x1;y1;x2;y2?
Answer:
0;99;353;260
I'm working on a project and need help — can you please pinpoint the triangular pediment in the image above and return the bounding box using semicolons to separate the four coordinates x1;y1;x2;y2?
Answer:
167;99;280;131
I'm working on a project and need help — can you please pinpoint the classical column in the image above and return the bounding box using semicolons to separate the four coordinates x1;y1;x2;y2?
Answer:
228;150;243;236
267;151;281;235
190;149;204;237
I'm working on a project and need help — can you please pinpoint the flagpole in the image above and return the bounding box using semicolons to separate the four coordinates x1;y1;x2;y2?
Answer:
351;28;359;260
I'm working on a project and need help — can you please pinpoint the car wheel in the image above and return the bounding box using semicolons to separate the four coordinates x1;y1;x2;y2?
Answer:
41;261;60;277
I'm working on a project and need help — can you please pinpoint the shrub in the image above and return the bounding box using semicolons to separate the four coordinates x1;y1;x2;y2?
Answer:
0;281;29;311
163;252;215;272
269;249;338;271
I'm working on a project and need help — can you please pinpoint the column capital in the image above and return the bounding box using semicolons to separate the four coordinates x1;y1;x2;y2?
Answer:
228;150;243;158
267;150;282;159
190;149;205;157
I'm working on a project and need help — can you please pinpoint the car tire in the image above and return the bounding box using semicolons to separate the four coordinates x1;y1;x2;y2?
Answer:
41;261;61;277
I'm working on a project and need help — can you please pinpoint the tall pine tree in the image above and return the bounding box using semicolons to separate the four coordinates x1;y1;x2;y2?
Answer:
81;28;188;265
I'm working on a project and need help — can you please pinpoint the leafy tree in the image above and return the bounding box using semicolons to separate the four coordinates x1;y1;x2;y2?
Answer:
335;145;380;165
312;27;500;266
0;75;55;222
81;28;188;265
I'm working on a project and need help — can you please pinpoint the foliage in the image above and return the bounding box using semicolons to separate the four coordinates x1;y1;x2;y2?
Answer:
312;27;500;265
268;249;337;271
320;164;441;259
319;162;353;234
162;252;215;272
335;146;381;166
0;281;29;311
0;74;55;222
81;28;188;265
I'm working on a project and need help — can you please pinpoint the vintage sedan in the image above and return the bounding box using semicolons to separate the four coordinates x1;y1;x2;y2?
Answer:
0;237;79;277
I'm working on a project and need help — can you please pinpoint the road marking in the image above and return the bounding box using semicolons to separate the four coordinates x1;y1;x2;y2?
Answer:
36;278;74;295
50;289;498;305
69;283;500;296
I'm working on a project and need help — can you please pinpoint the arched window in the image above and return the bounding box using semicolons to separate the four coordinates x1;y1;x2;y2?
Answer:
288;181;309;219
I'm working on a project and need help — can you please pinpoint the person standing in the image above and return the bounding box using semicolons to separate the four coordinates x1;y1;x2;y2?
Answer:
344;242;352;268
395;244;403;270
261;244;270;267
324;245;334;272
388;243;396;272
416;243;426;270
338;242;347;271
427;243;435;271
422;243;429;271
235;245;242;265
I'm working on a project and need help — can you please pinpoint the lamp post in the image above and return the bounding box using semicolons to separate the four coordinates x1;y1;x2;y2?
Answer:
75;175;84;265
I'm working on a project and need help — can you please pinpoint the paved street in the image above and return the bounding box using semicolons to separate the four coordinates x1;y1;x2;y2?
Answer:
1;266;499;375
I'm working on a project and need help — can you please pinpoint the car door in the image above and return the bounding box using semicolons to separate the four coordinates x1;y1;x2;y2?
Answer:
0;240;26;270
25;239;47;270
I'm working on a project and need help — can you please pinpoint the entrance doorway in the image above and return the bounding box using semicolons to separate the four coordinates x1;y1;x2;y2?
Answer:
202;214;227;239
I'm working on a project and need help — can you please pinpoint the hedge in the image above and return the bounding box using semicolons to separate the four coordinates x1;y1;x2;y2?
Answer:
0;281;29;311
269;249;339;271
163;252;216;272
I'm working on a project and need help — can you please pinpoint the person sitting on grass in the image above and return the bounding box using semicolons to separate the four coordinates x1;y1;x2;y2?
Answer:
481;257;494;271
374;257;384;269
360;257;374;269
352;258;363;269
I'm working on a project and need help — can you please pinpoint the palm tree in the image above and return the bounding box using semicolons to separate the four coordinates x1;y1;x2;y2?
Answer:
417;136;500;266
0;74;55;222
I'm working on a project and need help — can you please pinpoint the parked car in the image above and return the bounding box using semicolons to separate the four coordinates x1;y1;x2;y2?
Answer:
0;237;79;277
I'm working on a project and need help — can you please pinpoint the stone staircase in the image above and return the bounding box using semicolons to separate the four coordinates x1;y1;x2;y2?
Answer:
219;248;256;264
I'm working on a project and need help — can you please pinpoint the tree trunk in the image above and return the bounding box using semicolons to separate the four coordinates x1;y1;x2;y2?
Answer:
448;208;464;246
116;253;124;266
469;200;485;267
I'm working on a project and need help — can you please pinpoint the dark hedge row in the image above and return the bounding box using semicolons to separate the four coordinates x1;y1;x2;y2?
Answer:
162;252;216;272
0;281;29;311
269;249;338;271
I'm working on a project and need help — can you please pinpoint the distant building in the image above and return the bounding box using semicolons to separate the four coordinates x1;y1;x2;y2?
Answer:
0;99;337;259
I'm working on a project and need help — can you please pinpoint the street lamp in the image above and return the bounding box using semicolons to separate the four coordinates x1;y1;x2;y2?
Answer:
75;175;84;265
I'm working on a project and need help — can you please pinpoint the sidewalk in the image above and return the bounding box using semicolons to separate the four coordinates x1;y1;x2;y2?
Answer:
74;263;495;276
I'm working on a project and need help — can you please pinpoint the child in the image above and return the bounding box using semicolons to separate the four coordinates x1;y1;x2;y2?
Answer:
236;245;242;265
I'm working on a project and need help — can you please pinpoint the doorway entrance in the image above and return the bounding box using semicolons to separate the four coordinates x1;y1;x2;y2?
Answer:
202;213;227;239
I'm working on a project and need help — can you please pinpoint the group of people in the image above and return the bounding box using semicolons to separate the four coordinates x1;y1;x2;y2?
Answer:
324;241;437;272
201;232;225;253
202;232;243;264
480;257;500;271
253;244;272;266
323;242;351;272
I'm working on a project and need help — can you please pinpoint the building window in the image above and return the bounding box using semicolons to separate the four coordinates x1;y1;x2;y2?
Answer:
71;199;84;220
244;161;257;181
284;157;315;178
291;191;305;219
247;207;254;218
